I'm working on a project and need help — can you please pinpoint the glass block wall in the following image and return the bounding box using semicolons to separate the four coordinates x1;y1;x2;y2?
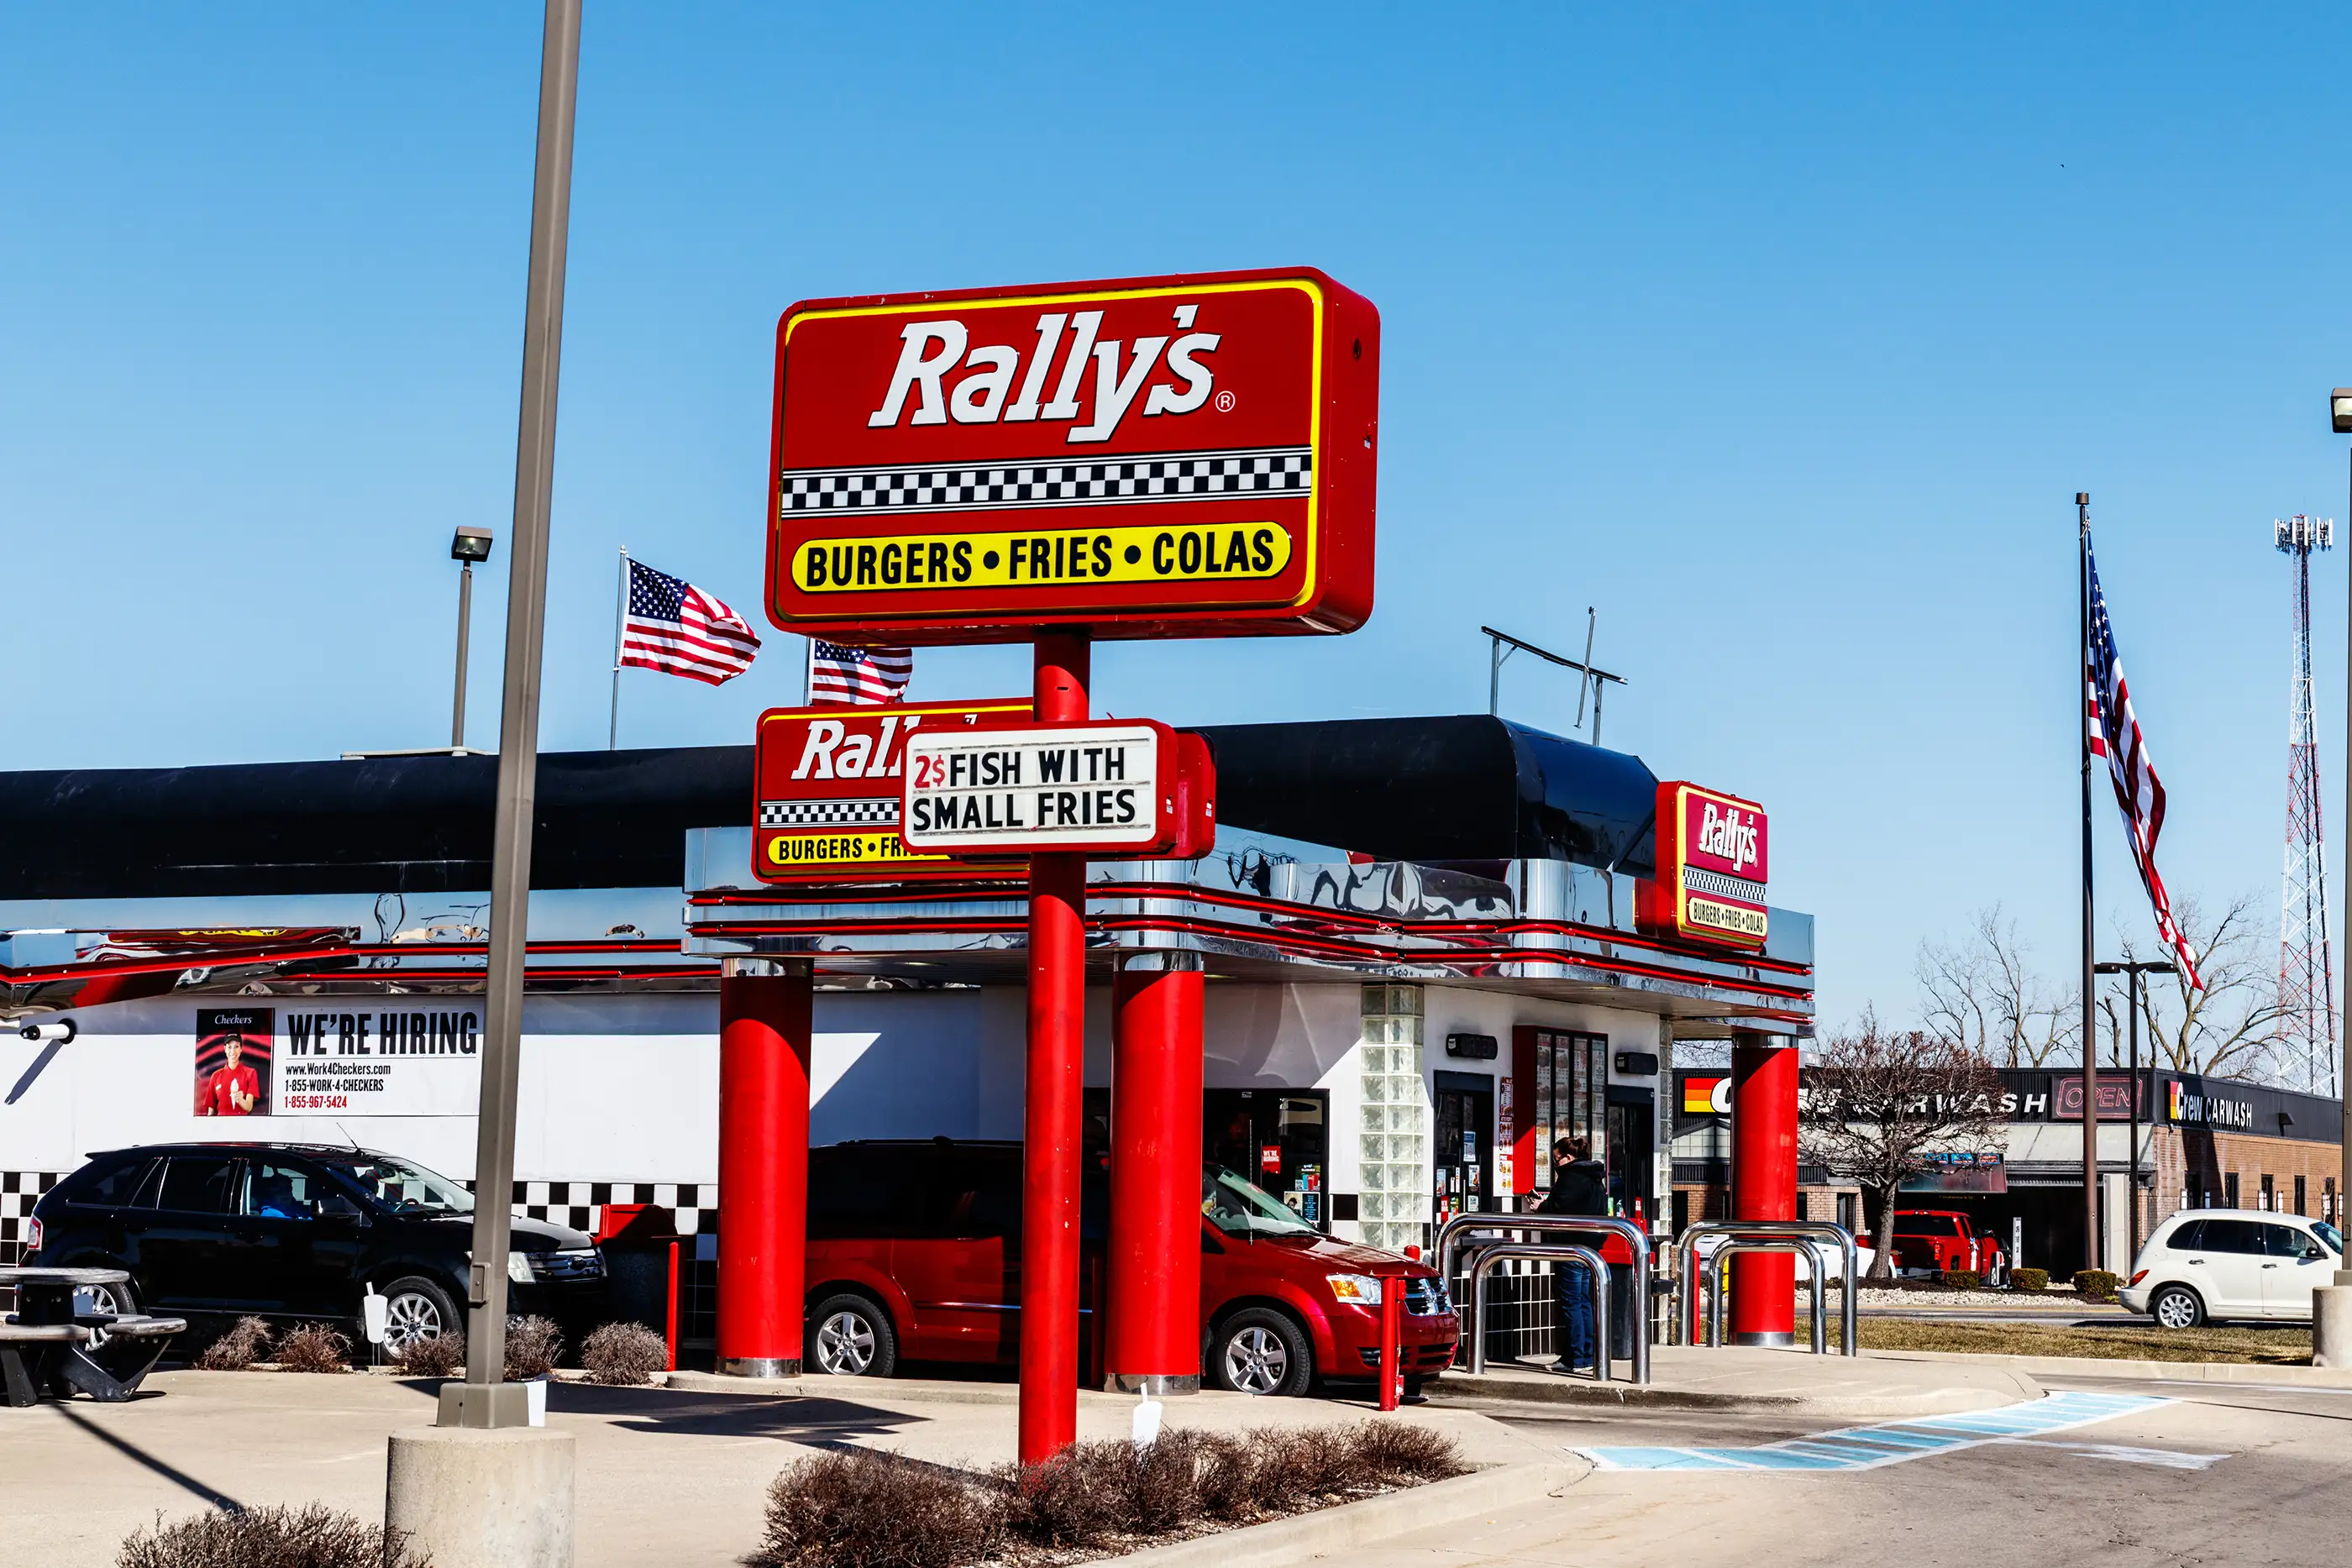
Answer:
1357;983;1430;1252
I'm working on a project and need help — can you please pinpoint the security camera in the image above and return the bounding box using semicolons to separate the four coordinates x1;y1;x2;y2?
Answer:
18;1019;75;1046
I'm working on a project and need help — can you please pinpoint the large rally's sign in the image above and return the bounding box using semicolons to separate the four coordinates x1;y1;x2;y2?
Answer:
1638;782;1769;948
754;698;1031;882
765;269;1380;643
901;720;1214;857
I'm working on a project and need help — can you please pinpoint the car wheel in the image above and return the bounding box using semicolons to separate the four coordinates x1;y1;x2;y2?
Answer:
1209;1308;1313;1396
76;1275;134;1350
806;1293;896;1377
2150;1283;2205;1329
381;1276;461;1356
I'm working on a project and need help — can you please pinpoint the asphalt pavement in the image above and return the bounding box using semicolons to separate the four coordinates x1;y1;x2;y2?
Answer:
1354;1377;2352;1567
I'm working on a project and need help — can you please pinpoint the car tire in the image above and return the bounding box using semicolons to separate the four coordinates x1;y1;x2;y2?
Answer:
806;1293;897;1377
2150;1283;2206;1330
381;1276;461;1356
1209;1308;1313;1397
67;1266;134;1350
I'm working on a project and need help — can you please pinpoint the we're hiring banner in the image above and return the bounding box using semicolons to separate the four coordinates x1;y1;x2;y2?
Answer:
766;269;1380;643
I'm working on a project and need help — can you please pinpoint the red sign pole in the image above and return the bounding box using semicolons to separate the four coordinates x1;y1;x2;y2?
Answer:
1020;630;1089;1465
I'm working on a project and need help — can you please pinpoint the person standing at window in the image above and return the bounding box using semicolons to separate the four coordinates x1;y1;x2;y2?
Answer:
1537;1135;1608;1374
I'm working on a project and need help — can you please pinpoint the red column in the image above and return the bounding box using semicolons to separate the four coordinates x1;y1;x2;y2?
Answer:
1021;631;1089;1464
717;960;811;1377
1106;956;1205;1393
1729;1030;1798;1345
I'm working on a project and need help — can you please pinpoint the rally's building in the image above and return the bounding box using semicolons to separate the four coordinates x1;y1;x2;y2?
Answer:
0;716;1814;1354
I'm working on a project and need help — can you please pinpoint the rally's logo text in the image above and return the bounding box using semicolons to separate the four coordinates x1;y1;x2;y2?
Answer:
866;304;1221;446
1694;803;1761;875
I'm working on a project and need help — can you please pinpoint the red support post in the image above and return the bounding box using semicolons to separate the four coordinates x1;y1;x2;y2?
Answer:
1021;631;1089;1466
1377;1287;1402;1411
1107;956;1205;1394
717;959;812;1377
664;1239;680;1373
1728;1030;1798;1345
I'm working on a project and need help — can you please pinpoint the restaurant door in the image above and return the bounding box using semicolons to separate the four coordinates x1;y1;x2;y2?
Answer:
1203;1089;1331;1230
1433;1072;1496;1228
1604;1087;1655;1223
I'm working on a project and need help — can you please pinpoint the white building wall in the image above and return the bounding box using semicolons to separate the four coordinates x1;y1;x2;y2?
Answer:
0;980;1680;1247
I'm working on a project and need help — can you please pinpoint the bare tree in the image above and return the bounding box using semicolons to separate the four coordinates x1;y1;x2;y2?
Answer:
2111;893;2289;1082
1916;905;2077;1068
1800;1015;2008;1281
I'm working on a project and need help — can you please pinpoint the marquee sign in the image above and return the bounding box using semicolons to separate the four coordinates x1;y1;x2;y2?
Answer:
764;268;1380;643
900;719;1214;857
753;698;1031;882
1639;781;1769;947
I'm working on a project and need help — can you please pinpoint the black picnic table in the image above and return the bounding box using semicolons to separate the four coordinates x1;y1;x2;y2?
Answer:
0;1266;185;1406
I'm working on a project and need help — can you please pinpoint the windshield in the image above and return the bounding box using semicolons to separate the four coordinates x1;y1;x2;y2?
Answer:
321;1154;475;1215
1202;1164;1317;1239
2316;1221;2345;1256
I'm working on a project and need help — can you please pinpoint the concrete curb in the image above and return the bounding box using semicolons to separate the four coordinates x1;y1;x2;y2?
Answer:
1864;1350;2352;1387
1429;1368;2040;1418
1110;1460;1586;1568
661;1369;1024;1404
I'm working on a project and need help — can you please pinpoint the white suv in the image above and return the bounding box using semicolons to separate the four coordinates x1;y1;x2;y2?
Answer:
2121;1209;2344;1327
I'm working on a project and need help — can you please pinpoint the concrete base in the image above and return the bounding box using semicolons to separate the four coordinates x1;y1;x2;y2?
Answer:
437;1380;537;1429
1106;1372;1201;1395
718;1356;801;1377
386;1425;576;1568
2313;1285;2352;1370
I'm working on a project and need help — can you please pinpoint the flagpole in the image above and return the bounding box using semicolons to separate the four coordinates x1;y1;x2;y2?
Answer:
803;635;814;707
2079;491;2100;1278
609;548;627;750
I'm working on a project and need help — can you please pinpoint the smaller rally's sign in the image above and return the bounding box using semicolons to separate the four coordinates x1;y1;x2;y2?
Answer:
901;719;1210;857
1639;782;1769;948
754;697;1031;882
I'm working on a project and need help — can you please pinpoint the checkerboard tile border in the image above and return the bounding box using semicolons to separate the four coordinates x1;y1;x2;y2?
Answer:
761;798;900;829
780;446;1313;517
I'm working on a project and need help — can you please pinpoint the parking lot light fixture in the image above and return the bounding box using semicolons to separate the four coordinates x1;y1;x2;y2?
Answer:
449;527;495;750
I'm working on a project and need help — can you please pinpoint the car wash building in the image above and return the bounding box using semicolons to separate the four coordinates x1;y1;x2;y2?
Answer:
0;716;1813;1356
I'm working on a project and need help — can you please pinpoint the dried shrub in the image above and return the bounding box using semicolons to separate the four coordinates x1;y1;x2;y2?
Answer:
580;1320;666;1386
196;1316;271;1371
116;1503;430;1568
753;1450;1001;1568
395;1332;465;1379
2010;1266;2050;1293
1940;1269;1983;1292
1190;1431;1259;1521
503;1315;564;1380
1244;1424;1363;1510
273;1323;350;1375
1000;1445;1126;1549
2075;1269;2122;1303
1352;1419;1469;1484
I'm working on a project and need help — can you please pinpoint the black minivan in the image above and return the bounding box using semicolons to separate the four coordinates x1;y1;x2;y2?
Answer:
27;1143;606;1353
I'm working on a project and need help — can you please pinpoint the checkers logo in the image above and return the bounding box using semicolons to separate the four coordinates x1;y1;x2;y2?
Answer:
1683;1077;1730;1114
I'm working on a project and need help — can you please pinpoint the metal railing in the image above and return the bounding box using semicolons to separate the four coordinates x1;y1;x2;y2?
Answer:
1670;1219;1857;1356
1701;1238;1830;1354
1459;1241;1614;1381
1435;1212;1656;1386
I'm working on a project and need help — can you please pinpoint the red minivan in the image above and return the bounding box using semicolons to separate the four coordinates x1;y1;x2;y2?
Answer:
801;1140;1459;1396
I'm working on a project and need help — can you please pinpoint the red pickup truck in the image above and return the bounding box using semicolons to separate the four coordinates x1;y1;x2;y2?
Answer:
1888;1209;2003;1277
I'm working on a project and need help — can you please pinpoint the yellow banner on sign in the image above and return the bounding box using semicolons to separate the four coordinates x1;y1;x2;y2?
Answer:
761;831;944;870
1684;895;1768;942
790;523;1292;595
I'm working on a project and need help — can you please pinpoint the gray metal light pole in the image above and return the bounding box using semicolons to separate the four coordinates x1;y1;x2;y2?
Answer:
2078;492;2099;1278
2094;958;2173;1262
449;526;495;748
445;0;580;1427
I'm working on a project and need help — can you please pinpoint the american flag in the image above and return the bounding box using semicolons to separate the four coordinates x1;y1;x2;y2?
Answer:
809;641;912;706
619;559;761;686
2086;534;2203;989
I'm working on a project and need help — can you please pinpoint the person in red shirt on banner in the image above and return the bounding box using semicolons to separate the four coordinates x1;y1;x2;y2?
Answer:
199;1034;260;1116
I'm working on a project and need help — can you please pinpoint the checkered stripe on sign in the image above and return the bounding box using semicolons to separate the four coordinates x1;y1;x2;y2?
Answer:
0;1172;67;1264
761;798;899;829
780;446;1313;516
508;1180;715;1238
1683;866;1766;902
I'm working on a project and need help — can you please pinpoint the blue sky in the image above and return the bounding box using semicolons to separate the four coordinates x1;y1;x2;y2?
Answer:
7;5;2352;1029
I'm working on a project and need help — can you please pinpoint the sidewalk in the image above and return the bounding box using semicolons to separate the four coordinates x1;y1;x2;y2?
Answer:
1432;1345;2044;1417
0;1369;1554;1568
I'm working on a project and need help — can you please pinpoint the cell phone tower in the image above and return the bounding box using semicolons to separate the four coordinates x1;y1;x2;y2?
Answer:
2276;514;2337;1095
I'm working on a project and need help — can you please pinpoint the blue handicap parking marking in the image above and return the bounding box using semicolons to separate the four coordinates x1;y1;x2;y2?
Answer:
1579;1390;2173;1473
